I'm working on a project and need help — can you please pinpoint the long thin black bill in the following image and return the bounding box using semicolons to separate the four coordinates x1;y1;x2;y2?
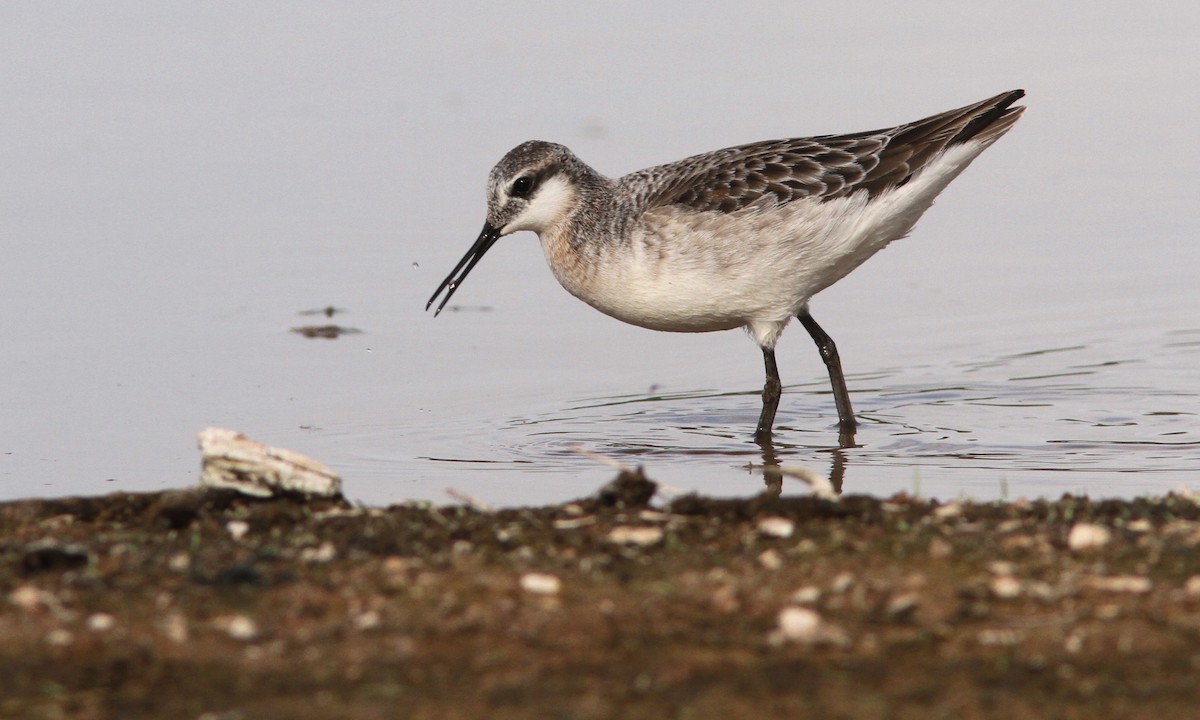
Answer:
426;222;502;316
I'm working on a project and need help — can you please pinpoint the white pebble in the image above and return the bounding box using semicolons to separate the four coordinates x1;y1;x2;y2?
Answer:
353;610;381;630
757;516;795;539
830;572;855;594
606;526;664;546
519;573;562;595
87;613;116;632
1064;631;1084;654
215;614;259;640
990;576;1022;599
988;561;1016;576
886;592;920;618
1087;575;1152;594
758;549;783;570
9;585;44;611
160;612;189;643
226;520;250;541
1067;523;1112;551
777;607;822;643
1184;575;1200;597
44;629;73;647
933;502;963;518
790;586;821;605
300;542;336;563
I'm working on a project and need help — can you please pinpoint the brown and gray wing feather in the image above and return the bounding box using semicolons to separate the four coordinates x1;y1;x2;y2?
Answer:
623;89;1025;214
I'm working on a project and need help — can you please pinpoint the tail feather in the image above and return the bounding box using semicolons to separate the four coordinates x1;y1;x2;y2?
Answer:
948;89;1026;146
863;89;1025;195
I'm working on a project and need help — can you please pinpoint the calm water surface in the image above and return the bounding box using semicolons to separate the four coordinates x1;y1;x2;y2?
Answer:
2;3;1197;505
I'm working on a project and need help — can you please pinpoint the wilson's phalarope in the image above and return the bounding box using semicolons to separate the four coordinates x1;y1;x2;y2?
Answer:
428;90;1025;445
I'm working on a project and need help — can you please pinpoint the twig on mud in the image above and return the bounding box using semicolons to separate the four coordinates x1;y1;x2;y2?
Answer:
446;488;495;512
568;445;632;473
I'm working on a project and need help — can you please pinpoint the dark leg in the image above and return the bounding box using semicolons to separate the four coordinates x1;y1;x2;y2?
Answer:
754;347;781;442
798;310;858;441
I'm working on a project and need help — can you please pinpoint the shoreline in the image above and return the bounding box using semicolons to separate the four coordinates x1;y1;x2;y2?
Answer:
3;472;1199;718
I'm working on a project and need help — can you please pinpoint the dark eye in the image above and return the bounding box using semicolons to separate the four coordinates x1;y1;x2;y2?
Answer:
511;176;534;197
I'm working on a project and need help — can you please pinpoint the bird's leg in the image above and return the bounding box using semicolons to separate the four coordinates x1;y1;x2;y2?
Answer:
797;310;857;443
755;347;782;442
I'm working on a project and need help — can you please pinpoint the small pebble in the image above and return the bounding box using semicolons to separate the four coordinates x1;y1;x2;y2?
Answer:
758;549;783;570
885;592;920;620
1184;575;1200;597
300;542;336;563
552;516;596;530
777;607;822;643
991;576;1022;599
215;614;259;641
977;629;1020;646
933;503;963;518
226;520;250;541
988;561;1016;576
1087;575;1152;594
757;516;795;539
9;585;44;611
160;612;189;643
1067;523;1112;551
382;557;411;576
606;526;664;547
830;572;855;594
353;610;381;631
1064;632;1084;654
44;629;73;647
790;586;821;605
519;573;562;596
87;613;116;632
996;519;1024;533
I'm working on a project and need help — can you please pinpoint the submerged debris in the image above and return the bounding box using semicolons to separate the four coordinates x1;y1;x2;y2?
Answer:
298;306;347;318
290;324;362;339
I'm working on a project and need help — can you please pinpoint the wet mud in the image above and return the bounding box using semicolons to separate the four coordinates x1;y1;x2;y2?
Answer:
3;471;1199;718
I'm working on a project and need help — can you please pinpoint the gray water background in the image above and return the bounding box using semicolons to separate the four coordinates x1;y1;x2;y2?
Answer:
2;3;1197;505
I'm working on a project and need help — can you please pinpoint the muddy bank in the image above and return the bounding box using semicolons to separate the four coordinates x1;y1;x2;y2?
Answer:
2;471;1199;719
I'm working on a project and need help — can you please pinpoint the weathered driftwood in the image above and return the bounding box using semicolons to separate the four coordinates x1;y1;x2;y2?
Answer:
197;427;342;499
